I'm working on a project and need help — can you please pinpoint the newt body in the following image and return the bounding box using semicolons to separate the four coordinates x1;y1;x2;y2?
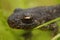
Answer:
7;5;60;40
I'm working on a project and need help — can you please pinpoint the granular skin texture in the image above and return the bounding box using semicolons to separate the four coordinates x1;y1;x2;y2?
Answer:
7;5;60;30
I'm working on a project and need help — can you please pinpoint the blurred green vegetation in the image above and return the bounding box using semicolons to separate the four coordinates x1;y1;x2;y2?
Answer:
0;0;60;40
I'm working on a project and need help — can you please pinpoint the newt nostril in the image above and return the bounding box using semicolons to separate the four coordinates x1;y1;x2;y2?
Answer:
21;16;33;24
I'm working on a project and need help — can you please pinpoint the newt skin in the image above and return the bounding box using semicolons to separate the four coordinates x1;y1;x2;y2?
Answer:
7;5;60;40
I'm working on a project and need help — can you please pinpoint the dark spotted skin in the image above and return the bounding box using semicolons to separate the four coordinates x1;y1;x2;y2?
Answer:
7;5;60;40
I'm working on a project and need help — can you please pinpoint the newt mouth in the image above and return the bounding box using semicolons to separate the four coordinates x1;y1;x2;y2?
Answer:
16;21;38;30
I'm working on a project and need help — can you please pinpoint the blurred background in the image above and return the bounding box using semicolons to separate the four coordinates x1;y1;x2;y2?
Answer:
0;0;60;40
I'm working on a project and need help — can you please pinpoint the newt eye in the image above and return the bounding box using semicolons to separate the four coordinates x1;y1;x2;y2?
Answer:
24;16;31;19
21;16;33;24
